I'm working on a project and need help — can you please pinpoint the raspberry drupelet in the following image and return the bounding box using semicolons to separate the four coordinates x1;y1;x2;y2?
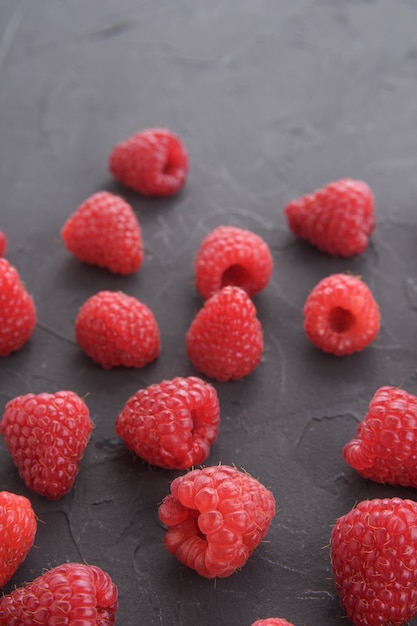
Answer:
194;225;273;299
158;464;276;578
284;178;375;257
109;127;189;196
116;376;220;470
303;273;380;355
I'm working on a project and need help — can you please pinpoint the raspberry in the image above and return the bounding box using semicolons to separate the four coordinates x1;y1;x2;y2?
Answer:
330;497;417;626
186;286;264;382
75;290;160;369
0;391;93;499
252;617;294;626
0;491;37;587
109;128;189;196
0;229;7;257
0;259;36;357
194;225;273;299
303;273;380;356
343;386;417;488
116;376;220;470
61;191;143;275
158;464;276;578
0;562;118;625
284;178;375;257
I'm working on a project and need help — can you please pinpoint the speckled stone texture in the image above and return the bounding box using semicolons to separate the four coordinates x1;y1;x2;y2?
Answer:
1;1;417;624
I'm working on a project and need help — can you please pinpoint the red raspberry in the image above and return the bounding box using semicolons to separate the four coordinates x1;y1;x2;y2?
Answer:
343;386;417;487
0;259;36;357
0;562;118;625
75;290;160;369
330;497;417;626
186;286;264;382
61;191;143;275
0;229;7;257
116;376;220;470
109;128;189;196
303;273;380;356
252;617;294;626
0;491;37;587
0;391;93;499
158;464;276;578
194;225;273;299
284;178;375;257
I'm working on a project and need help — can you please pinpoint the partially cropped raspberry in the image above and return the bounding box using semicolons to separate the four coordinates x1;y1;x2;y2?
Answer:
344;386;417;488
0;258;36;357
75;290;160;369
194;225;273;299
0;491;37;587
331;497;417;626
109;128;189;196
158;464;276;578
0;562;118;624
252;617;294;626
186;286;264;382
0;391;93;499
303;273;380;356
284;178;375;257
0;229;7;257
116;376;220;470
61;191;143;275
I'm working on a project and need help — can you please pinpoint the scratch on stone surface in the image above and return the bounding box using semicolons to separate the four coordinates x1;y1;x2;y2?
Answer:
62;509;86;562
37;321;76;345
295;413;359;450
297;589;334;601
0;0;27;77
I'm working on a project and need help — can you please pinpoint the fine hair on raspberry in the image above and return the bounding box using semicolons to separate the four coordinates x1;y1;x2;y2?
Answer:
194;225;273;299
303;272;380;356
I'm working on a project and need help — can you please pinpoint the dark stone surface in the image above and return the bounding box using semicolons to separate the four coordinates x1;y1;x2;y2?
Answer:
1;1;417;624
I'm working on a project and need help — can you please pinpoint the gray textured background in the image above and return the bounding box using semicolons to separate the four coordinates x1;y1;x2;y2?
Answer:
1;1;417;624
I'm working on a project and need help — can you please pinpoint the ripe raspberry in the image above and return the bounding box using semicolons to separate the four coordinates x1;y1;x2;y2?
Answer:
75;290;160;369
0;562;118;624
186;286;264;382
284;178;375;257
331;497;417;626
0;491;37;587
0;391;93;500
116;376;220;470
343;386;417;488
194;225;273;299
303;273;380;356
252;617;294;626
61;191;143;275
0;229;7;257
109;128;189;196
158;464;276;578
0;259;36;357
